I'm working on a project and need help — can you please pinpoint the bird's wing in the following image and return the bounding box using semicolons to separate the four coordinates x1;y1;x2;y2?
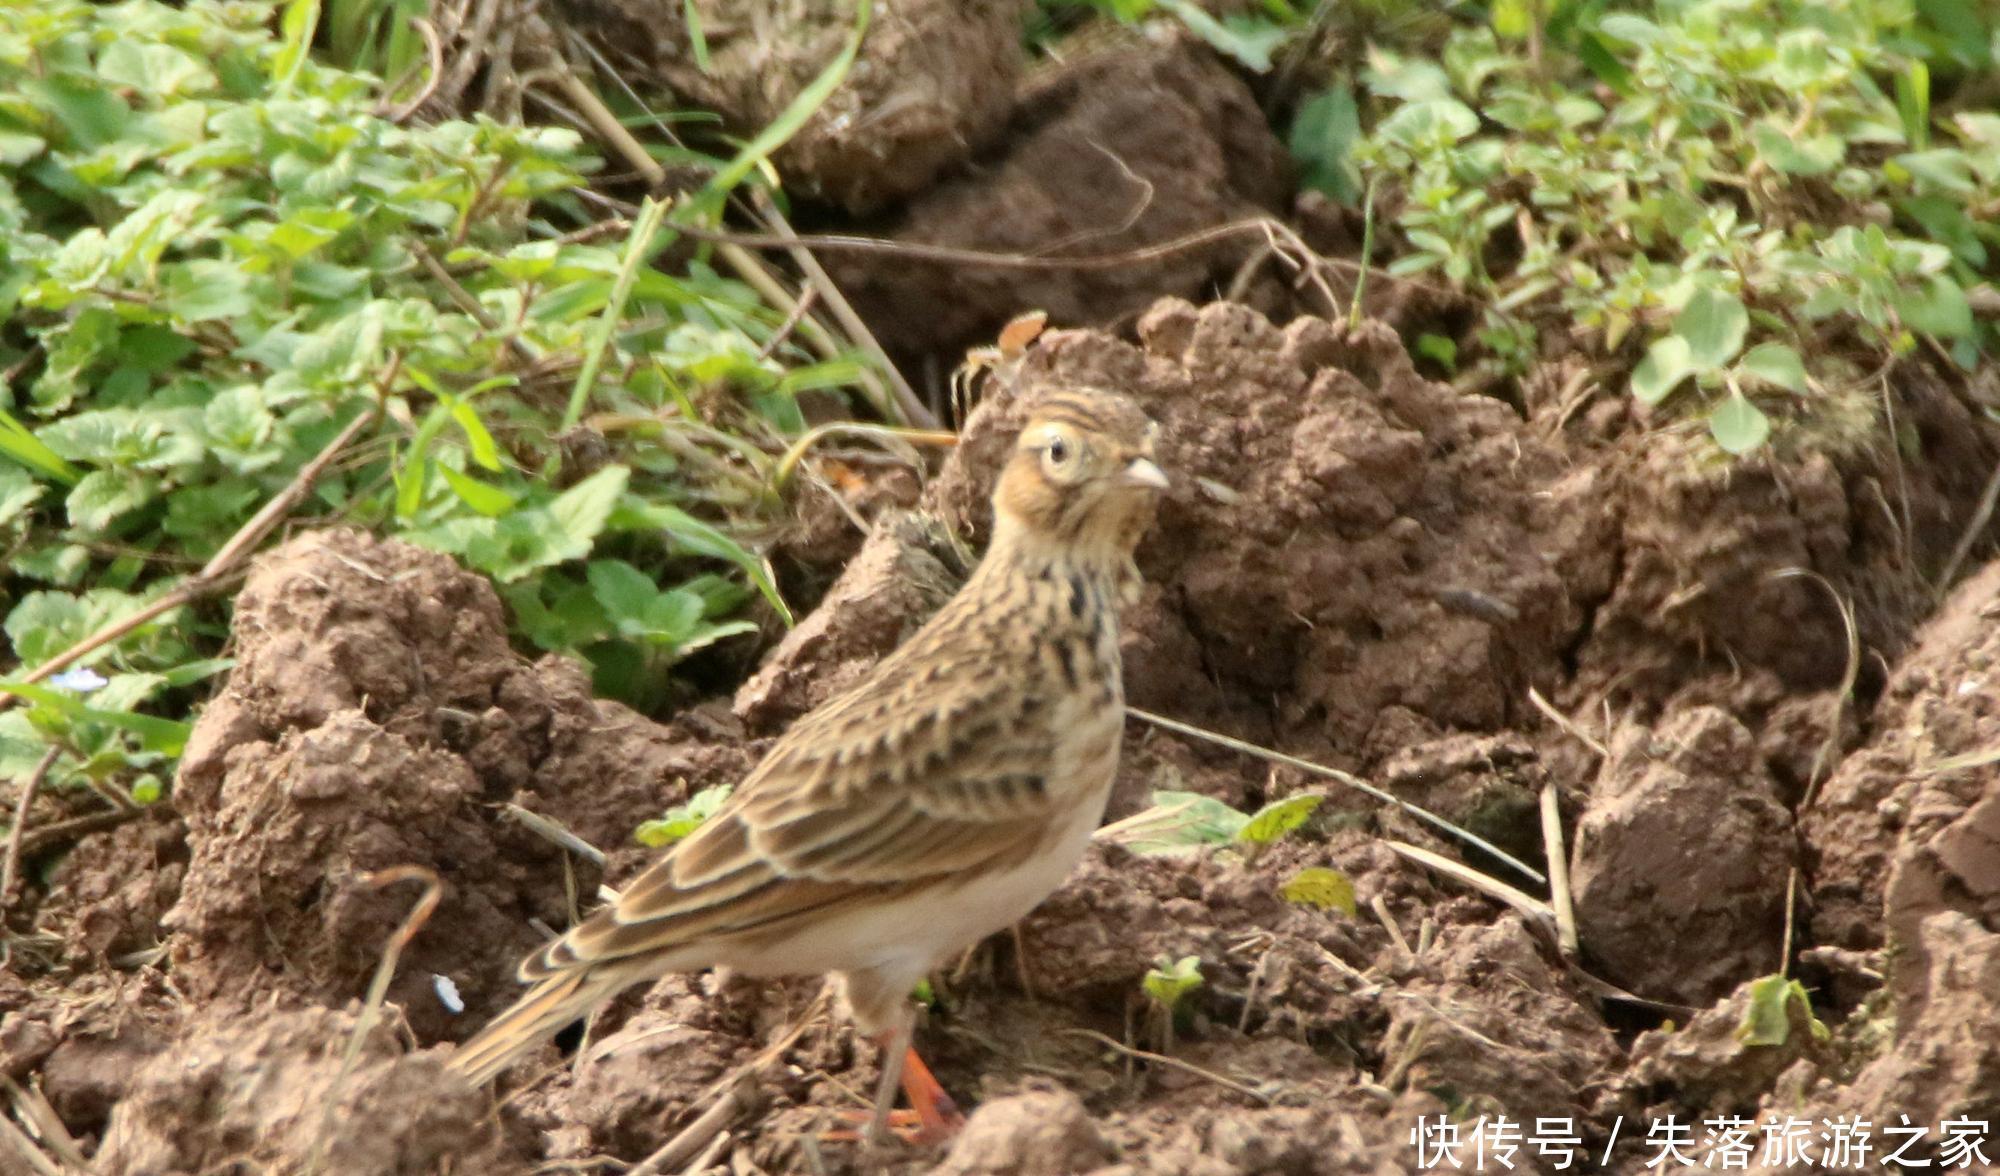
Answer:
525;630;1078;978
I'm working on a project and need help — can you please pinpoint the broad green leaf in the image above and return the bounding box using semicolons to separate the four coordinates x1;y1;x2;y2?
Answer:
1289;88;1361;203
1631;335;1695;404
587;559;661;622
635;784;734;846
1101;789;1250;856
437;464;518;516
1894;275;1974;338
1678;289;1748;369
1736;974;1827;1047
1280;866;1357;915
1708;394;1771;455
67;469;154;531
1155;0;1289;71
546;465;629;550
1736;343;1808;393
1239;794;1323;845
1142;955;1203;1011
0;467;46;528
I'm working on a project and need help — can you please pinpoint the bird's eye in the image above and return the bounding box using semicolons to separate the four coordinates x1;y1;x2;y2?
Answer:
1046;437;1070;465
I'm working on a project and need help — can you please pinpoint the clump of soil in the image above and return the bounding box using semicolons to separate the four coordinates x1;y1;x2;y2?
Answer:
93;1005;508;1176
1806;556;2000;961
163;528;755;1040
553;0;1026;212
1570;705;1796;1007
835;35;1293;367
934;298;1584;784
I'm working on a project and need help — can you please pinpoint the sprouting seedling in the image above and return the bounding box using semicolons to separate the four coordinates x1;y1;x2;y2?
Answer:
1737;974;1830;1048
634;784;733;847
1280;866;1357;916
1142;953;1204;1052
1235;793;1324;864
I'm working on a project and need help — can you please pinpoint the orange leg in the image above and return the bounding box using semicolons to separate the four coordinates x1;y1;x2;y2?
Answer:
822;1029;966;1146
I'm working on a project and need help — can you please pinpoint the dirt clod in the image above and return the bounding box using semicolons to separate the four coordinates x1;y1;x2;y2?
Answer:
836;36;1292;367
93;1005;508;1176
934;1087;1115;1176
1570;706;1796;1007
555;0;1026;212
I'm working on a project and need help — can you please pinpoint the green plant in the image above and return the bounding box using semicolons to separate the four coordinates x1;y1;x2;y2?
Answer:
1737;973;1831;1047
1351;0;1997;454
1141;952;1203;1049
0;0;867;799
1099;788;1326;857
1279;865;1356;915
1031;0;1311;72
634;783;733;847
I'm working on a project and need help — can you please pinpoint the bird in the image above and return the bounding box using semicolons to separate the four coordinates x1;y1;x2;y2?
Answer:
447;387;1168;1144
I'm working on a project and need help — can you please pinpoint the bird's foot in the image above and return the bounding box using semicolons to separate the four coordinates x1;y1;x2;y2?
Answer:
821;1043;965;1146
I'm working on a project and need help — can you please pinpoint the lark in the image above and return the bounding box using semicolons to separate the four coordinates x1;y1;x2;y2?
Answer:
448;388;1166;1143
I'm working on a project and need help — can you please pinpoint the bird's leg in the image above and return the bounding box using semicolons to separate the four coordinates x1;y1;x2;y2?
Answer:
826;1007;966;1147
888;1036;963;1140
862;1014;912;1147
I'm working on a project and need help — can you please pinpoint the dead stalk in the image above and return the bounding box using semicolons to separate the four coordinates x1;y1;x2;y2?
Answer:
1126;707;1547;886
1057;1028;1271;1105
306;865;443;1176
1539;783;1579;959
0;747;63;955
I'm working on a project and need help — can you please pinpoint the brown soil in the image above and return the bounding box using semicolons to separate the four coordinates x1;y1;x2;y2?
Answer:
832;33;1293;372
554;0;1027;213
11;32;2000;1176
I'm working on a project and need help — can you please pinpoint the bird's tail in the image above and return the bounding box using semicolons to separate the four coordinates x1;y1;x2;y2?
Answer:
447;966;629;1085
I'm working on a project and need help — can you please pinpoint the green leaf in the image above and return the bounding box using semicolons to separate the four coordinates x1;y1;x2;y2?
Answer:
1280;866;1357;915
1289;88;1361;203
66;469;154;531
1101;790;1250;857
635;784;734;847
1155;0;1289;71
437;464;518;516
0;680;191;756
1894;274;1974;338
1736;974;1826;1047
0;467;46;528
1677;289;1748;369
1374;99;1480;152
1708;394;1771;455
1238;794;1323;845
1736;343;1808;393
587;559;660;622
0;408;80;486
447;395;503;470
1141;955;1203;1011
1630;335;1695;405
546;465;630;550
1489;0;1533;40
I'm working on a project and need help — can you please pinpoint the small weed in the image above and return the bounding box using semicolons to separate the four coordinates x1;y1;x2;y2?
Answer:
1335;0;1997;453
1737;973;1831;1048
1141;952;1204;1050
634;784;734;848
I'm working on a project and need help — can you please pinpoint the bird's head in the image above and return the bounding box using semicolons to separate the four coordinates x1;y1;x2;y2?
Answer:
991;388;1166;558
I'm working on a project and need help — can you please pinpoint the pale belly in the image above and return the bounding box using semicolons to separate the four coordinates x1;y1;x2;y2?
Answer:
707;779;1111;986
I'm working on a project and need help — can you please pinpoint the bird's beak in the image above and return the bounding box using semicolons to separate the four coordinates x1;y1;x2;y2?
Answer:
1122;457;1169;490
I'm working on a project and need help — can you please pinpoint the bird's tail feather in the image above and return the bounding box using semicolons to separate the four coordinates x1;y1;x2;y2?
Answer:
448;967;621;1085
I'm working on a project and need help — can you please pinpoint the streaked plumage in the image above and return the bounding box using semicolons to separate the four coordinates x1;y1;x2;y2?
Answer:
449;388;1165;1140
